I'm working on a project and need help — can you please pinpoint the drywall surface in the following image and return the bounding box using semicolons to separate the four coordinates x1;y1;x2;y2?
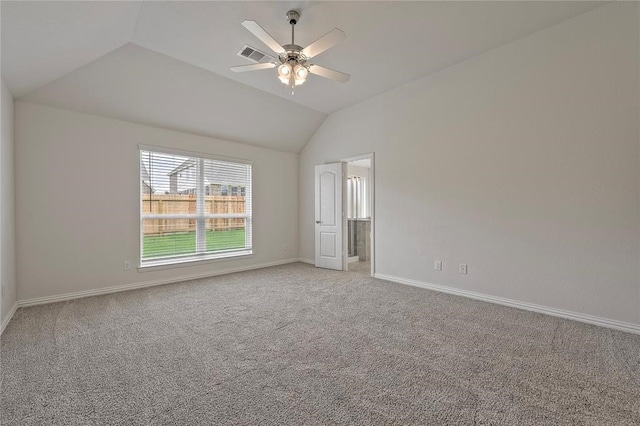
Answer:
1;79;16;327
300;3;640;324
15;102;299;300
20;44;326;153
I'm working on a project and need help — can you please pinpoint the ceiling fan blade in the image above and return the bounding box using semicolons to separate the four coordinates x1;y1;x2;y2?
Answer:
241;20;284;54
230;63;276;73
309;64;350;83
301;28;346;59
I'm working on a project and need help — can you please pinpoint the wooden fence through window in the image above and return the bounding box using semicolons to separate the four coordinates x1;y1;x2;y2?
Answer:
141;195;246;235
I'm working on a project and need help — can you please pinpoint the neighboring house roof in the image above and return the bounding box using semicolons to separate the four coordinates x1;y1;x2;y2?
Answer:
168;159;196;176
168;159;249;188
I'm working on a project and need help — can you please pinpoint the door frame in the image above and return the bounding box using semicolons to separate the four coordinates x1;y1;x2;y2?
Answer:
342;152;375;276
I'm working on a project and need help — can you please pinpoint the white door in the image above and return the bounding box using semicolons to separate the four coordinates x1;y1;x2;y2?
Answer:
315;163;345;270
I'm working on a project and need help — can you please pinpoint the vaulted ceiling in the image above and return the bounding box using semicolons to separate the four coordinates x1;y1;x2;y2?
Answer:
1;1;606;152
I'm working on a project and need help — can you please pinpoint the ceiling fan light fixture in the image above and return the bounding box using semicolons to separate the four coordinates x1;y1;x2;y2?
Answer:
293;64;308;85
277;63;292;84
278;63;291;76
294;64;308;79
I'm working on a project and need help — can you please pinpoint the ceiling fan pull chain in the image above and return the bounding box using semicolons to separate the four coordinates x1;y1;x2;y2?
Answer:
290;72;295;95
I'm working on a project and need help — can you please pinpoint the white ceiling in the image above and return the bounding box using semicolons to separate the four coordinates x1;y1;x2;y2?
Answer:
19;44;326;153
1;1;607;150
1;1;142;97
130;1;605;114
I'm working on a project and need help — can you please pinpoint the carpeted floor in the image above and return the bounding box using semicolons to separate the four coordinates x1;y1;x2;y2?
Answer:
1;263;639;425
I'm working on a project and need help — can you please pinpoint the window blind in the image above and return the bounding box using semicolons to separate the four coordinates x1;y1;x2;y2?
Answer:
140;148;252;266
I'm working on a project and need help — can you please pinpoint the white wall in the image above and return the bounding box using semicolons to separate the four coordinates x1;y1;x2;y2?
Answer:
300;3;640;325
1;78;17;328
15;102;299;301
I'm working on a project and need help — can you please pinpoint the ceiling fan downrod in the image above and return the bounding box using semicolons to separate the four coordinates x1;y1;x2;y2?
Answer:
285;10;302;93
287;10;300;43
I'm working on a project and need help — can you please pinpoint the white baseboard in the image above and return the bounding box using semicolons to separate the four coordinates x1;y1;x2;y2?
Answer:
18;258;301;308
15;262;635;336
1;302;18;335
374;273;640;335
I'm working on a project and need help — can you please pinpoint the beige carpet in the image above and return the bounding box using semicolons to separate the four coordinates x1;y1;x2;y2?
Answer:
1;263;639;425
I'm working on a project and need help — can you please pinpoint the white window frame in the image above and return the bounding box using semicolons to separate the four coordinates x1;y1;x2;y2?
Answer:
139;145;253;269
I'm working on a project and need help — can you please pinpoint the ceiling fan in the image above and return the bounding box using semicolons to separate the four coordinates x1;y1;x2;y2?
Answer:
231;10;350;93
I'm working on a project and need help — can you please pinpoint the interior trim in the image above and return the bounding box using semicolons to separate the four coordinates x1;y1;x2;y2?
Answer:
1;302;18;335
17;258;300;309
375;273;640;335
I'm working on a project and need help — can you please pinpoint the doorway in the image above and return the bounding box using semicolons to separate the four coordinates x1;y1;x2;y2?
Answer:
314;153;374;276
344;154;374;276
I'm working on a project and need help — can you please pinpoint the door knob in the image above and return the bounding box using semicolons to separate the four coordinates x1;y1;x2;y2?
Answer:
315;220;322;224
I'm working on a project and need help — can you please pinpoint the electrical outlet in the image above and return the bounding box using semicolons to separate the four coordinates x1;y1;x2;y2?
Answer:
283;244;288;252
434;260;442;271
123;261;131;271
459;264;468;275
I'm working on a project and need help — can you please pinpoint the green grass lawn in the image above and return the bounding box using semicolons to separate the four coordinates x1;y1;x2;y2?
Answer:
143;228;245;259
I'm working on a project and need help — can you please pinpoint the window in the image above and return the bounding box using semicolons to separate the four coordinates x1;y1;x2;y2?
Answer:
140;147;252;267
347;176;368;219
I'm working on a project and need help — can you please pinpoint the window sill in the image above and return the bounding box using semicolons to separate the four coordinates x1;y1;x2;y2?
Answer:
138;250;253;272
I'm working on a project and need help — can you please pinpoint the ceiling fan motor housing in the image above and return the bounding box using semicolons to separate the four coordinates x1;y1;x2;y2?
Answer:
279;49;308;75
